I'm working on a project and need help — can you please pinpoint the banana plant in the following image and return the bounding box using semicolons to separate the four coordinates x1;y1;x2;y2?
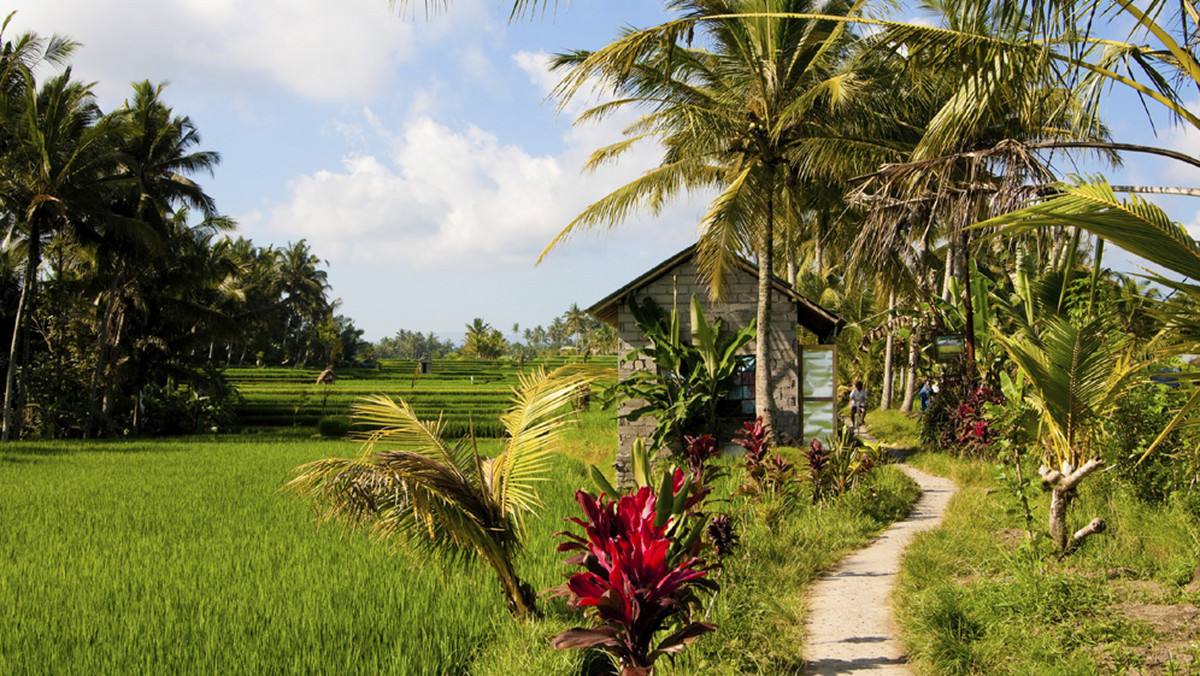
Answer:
283;363;610;621
616;295;755;456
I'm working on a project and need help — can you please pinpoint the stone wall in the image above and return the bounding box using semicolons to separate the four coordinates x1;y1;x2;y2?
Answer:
613;260;799;482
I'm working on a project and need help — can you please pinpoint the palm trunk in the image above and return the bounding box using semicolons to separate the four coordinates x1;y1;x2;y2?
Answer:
1039;459;1106;552
2;268;31;441
881;291;896;410
86;277;122;438
483;547;540;621
900;328;919;412
756;193;776;442
3;225;40;441
960;231;976;368
101;309;126;420
941;237;955;302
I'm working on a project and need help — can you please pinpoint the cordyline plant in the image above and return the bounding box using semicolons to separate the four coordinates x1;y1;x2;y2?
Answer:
736;418;797;497
282;364;609;621
806;432;881;504
550;485;717;675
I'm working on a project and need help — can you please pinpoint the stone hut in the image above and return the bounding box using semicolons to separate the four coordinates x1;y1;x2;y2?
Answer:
587;244;843;477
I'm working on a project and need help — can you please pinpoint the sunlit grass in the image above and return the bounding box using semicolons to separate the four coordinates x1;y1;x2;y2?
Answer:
865;408;921;450
896;451;1200;674
0;437;507;674
0;403;924;674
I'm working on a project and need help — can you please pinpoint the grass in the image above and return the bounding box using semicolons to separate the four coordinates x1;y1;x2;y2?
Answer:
0;436;508;675
864;408;922;450
893;451;1200;674
0;402;923;674
224;356;617;433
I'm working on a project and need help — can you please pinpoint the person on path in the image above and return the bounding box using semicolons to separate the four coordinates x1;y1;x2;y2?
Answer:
919;379;932;412
849;380;868;431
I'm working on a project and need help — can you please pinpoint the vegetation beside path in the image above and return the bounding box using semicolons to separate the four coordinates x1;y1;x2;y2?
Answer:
862;409;1200;674
1;409;923;674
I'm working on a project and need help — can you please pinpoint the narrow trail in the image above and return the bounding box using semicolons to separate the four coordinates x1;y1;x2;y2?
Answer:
803;430;957;675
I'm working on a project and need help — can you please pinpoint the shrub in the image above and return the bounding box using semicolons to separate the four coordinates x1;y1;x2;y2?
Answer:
551;487;717;674
317;416;351;438
1103;379;1195;504
804;431;881;503
736;418;800;499
919;371;1004;459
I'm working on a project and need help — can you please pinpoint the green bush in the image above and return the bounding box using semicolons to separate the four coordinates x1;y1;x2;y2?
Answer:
317;416;351;438
1103;379;1196;504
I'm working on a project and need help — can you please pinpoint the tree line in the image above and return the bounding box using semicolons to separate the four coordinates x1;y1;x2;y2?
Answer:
371;303;617;361
0;16;362;439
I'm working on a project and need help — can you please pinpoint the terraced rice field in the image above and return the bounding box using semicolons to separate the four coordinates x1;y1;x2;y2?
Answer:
225;357;617;435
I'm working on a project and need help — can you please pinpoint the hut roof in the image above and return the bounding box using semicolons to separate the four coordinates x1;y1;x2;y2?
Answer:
586;243;844;343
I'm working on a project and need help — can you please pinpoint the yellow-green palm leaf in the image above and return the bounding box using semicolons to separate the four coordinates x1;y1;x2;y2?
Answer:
983;177;1200;282
993;316;1142;468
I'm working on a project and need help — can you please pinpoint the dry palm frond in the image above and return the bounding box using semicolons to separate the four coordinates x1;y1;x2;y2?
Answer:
283;364;611;556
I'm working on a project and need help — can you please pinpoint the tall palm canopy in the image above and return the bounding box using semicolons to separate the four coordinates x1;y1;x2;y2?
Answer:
541;0;879;438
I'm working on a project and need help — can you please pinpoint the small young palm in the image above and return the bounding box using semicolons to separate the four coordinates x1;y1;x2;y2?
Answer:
283;364;609;620
994;317;1144;552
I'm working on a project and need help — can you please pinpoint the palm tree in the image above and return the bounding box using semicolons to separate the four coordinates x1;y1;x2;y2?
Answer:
0;13;75;101
994;316;1145;552
276;239;330;365
0;69;124;440
84;80;222;434
563;302;587;347
541;0;875;440
284;364;608;620
463;318;506;360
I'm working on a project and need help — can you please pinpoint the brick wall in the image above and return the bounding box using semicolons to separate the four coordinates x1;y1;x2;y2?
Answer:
612;260;799;483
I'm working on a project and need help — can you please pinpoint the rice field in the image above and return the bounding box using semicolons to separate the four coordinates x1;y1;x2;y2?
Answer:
0;415;613;676
1;361;922;674
225;357;616;434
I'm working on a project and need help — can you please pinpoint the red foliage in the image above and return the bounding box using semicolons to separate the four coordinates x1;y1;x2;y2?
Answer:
551;487;716;673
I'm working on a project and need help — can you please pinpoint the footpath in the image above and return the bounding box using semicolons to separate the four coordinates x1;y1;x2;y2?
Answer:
803;426;957;675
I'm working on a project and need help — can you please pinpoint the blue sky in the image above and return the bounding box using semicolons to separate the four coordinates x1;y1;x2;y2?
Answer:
8;2;1199;342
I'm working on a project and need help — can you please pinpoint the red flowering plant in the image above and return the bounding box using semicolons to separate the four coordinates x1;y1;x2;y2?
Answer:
735;418;798;497
682;433;726;500
950;385;1005;459
550;485;717;675
805;431;883;503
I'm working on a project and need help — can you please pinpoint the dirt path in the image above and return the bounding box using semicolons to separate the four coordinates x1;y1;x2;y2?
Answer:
803;462;957;675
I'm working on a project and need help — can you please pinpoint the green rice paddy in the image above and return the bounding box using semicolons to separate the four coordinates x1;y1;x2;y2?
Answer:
226;357;616;434
0;429;606;675
1;360;922;674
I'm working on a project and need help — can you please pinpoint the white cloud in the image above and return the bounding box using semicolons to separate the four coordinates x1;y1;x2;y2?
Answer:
265;115;572;266
263;93;704;272
4;0;490;103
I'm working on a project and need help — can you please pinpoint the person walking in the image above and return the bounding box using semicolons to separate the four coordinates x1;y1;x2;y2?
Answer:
849;380;869;431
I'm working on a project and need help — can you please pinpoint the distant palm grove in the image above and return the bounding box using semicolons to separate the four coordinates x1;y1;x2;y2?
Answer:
0;18;363;440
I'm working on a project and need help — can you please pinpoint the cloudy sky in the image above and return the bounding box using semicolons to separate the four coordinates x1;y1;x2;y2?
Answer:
7;2;1198;342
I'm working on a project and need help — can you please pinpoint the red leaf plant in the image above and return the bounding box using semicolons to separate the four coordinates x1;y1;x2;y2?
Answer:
550;486;717;675
736;418;797;497
682;433;725;503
